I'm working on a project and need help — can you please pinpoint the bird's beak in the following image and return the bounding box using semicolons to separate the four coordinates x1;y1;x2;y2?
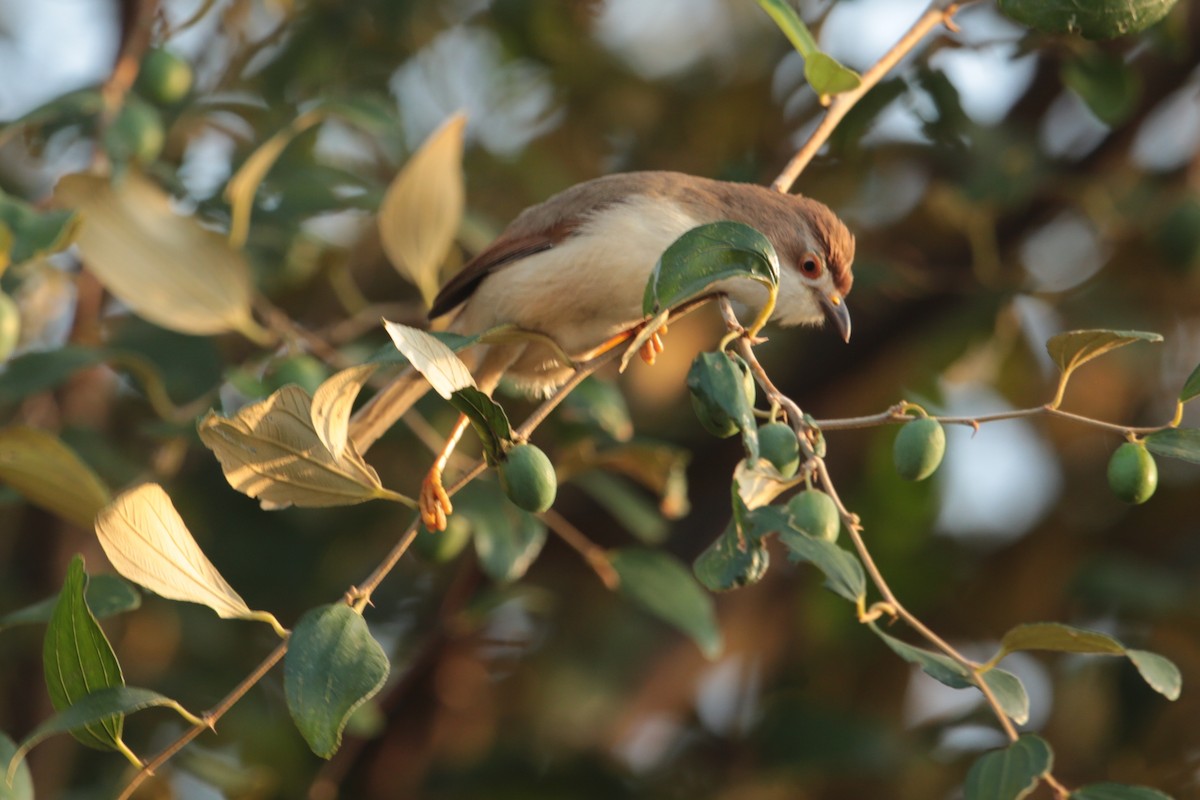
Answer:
820;291;852;343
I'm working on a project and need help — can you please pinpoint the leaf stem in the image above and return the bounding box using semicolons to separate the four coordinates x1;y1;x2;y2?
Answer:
772;1;964;194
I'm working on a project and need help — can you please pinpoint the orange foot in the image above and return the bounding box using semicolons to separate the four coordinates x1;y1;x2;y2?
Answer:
419;468;452;532
639;323;668;365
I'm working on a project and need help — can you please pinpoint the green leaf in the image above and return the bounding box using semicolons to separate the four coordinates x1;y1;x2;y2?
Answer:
687;351;759;458
1047;330;1162;378
964;734;1053;800
572;471;669;545
1181;362;1200;403
285;604;390;759
998;622;1125;658
804;52;862;98
0;732;32;800
557;376;633;443
982;668;1031;726
1071;783;1175;799
560;439;691;521
871;625;972;689
9;686;199;783
43;556;125;750
449;386;514;465
1127;649;1181;700
643;221;780;317
694;521;770;592
0;189;80;266
1062;50;1141;126
461;480;547;583
777;528;866;602
609;548;722;658
755;0;818;56
0;346;107;405
1145;428;1200;464
997;0;1178;40
1;573;140;630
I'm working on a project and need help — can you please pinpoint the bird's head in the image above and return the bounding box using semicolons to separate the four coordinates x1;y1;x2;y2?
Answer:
771;195;855;342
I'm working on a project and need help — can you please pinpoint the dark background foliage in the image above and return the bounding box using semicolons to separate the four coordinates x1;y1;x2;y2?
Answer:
0;0;1198;797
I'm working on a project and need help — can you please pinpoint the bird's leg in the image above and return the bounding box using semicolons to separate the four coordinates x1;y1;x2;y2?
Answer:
419;413;470;531
419;344;520;531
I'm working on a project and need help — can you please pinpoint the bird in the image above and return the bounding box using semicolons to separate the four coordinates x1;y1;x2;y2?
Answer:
348;170;856;530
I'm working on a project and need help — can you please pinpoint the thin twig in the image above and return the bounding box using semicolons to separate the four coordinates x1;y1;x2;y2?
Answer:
771;1;963;194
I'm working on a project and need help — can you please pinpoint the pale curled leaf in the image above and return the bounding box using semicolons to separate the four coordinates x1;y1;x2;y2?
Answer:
94;483;253;621
1181;362;1200;403
312;364;378;461
0;732;32;800
1127;649;1181;700
199;386;390;509
225;108;328;249
0;426;111;527
54;172;264;339
382;320;475;399
734;457;799;510
1046;329;1162;378
379;112;467;308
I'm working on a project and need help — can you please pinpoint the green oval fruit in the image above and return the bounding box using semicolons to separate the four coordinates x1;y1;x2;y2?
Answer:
267;355;329;395
0;292;21;361
1107;441;1158;504
105;98;164;164
787;489;840;542
498;443;557;513
758;422;800;478
687;351;755;439
413;514;473;563
136;48;194;105
893;417;946;481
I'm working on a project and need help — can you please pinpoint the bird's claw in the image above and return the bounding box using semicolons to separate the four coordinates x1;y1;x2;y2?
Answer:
638;323;668;365
419;469;452;532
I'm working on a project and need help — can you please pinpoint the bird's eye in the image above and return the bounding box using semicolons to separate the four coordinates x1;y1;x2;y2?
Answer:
799;254;823;278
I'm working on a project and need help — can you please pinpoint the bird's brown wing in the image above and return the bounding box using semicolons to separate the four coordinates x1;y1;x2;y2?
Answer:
428;222;579;319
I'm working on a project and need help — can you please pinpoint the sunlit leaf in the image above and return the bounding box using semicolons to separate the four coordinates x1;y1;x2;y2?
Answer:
694;521;769;592
225;107;328;249
199;386;402;509
610;548;722;658
0;426;111;527
1145;428;1200;464
998;622;1125;658
382;320;475;399
734;457;797;510
311;364;378;461
963;734;1053;800
378;112;467;308
53;171;267;342
43;556;125;750
8;686;200;785
94;483;282;632
1127;649;1181;700
1071;783;1175;799
1046;329;1162;378
804;51;862;99
643;222;780;317
1;574;139;630
285;604;389;758
997;0;1178;40
0;732;32;800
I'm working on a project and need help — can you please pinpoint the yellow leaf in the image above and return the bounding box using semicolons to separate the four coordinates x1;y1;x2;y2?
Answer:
311;363;378;461
53;171;268;342
224;108;328;249
0;426;110;527
383;320;475;399
378;112;467;308
95;483;254;622
198;385;408;509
